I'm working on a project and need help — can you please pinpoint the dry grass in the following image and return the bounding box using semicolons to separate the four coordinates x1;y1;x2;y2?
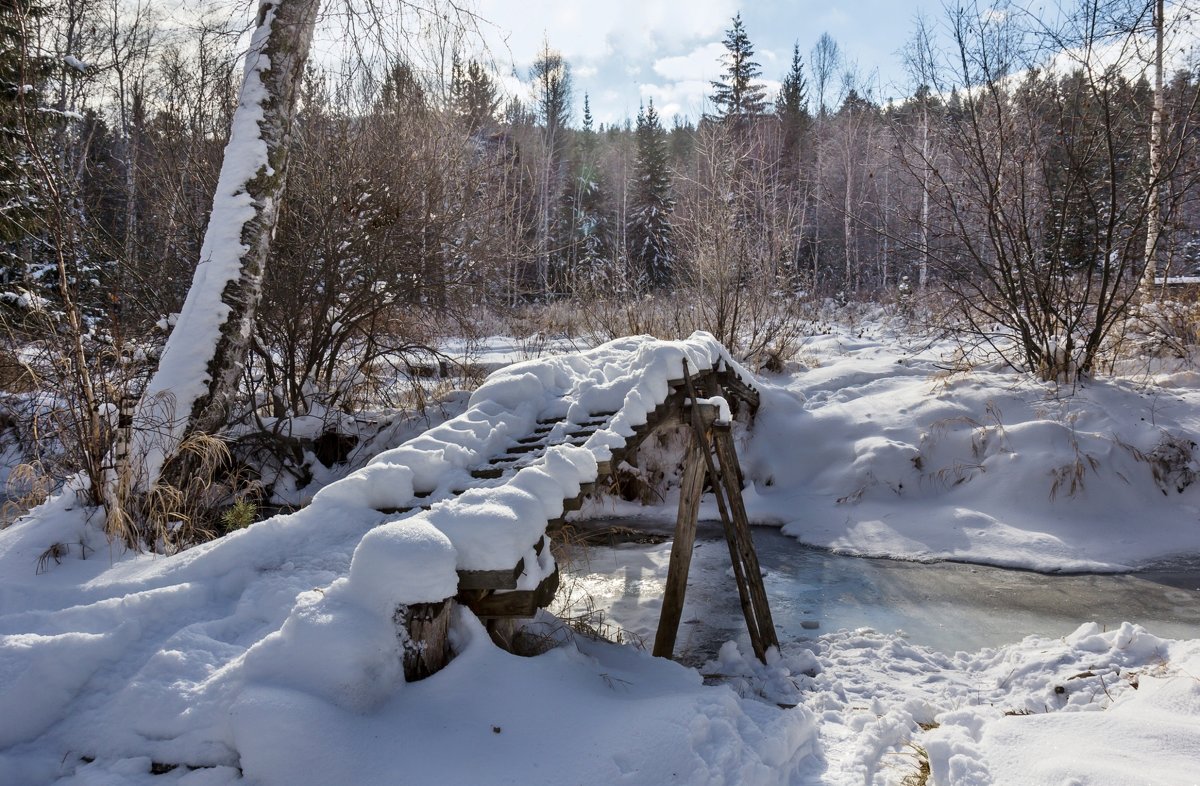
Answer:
548;524;647;649
1;461;51;527
1048;419;1100;501
898;743;932;786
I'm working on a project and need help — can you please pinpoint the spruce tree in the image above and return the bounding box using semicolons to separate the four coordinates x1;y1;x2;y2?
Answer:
530;42;572;294
627;101;674;290
556;94;612;292
0;0;53;295
709;13;767;125
450;56;500;132
776;43;810;163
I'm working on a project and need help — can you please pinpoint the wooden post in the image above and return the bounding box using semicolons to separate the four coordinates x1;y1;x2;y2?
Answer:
653;427;707;658
713;422;779;654
399;599;453;681
681;362;765;661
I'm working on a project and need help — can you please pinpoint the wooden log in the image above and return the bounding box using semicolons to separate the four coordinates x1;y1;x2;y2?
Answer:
399;599;453;681
653;427;707;658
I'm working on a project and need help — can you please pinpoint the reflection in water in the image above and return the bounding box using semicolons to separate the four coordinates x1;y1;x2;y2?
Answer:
559;525;1200;662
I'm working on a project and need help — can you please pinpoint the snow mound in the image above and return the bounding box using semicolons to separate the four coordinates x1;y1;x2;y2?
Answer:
745;325;1200;570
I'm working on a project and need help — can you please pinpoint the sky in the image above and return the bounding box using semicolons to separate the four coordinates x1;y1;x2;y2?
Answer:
470;0;946;127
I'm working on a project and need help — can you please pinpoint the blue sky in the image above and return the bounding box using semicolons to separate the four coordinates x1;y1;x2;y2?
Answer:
474;0;946;126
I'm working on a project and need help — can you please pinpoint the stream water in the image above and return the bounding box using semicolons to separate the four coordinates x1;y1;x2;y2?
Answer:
558;522;1200;662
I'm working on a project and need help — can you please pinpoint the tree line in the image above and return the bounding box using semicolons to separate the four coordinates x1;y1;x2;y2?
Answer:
2;0;1197;545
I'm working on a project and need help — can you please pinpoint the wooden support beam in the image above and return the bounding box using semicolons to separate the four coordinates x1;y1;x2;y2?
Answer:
712;422;778;653
681;362;763;662
653;426;706;658
462;567;560;618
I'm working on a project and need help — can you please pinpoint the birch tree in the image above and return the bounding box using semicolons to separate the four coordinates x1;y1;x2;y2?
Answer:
131;0;319;489
1140;0;1165;301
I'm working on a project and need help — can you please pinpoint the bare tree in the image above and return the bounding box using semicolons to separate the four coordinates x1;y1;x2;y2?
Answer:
1141;0;1166;299
811;32;841;117
904;0;1198;381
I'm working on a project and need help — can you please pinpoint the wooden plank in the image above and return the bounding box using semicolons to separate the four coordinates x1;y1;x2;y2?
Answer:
713;423;778;654
457;557;524;590
464;568;560;618
653;427;706;658
505;443;544;454
714;366;760;413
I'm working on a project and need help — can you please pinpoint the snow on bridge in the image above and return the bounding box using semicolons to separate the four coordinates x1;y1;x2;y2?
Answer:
322;331;761;644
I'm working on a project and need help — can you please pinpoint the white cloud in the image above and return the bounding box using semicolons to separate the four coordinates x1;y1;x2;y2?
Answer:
475;0;736;66
653;42;727;81
639;79;712;120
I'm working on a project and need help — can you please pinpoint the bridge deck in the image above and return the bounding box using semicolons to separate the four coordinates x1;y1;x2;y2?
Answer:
347;332;760;618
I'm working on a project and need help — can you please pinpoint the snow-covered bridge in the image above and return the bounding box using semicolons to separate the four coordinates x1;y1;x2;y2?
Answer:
0;332;775;779
321;332;763;672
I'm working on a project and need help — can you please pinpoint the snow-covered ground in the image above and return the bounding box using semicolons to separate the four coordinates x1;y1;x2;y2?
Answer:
2;320;1199;785
739;324;1200;572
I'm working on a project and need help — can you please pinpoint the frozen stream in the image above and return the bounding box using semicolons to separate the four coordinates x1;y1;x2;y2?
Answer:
556;522;1200;661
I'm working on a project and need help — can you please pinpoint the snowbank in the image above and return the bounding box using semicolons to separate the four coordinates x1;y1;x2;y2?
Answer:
741;323;1200;571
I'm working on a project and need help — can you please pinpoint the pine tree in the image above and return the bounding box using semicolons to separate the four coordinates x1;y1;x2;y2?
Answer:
627;101;674;290
530;42;572;294
450;56;500;132
776;43;810;165
581;94;594;134
709;13;767;125
559;93;612;291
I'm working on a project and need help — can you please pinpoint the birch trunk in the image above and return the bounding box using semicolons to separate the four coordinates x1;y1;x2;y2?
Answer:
132;0;319;487
920;104;930;293
1140;0;1165;302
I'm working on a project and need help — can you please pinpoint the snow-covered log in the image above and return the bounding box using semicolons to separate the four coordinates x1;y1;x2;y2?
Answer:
132;0;320;487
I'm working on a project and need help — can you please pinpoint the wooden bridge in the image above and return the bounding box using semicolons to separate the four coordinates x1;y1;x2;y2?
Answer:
369;334;778;678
